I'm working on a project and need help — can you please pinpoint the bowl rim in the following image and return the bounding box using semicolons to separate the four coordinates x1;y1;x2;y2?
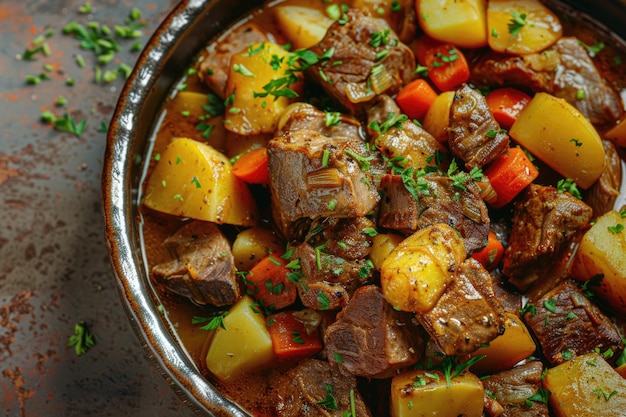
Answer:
101;0;254;415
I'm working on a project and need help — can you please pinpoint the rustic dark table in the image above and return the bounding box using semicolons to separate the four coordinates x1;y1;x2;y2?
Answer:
0;0;200;415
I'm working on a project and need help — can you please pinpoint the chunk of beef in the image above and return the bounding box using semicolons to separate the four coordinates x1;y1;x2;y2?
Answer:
419;258;506;356
324;285;423;378
277;102;363;139
378;173;490;254
522;279;623;366
294;242;374;311
469;49;557;93
197;23;268;98
470;37;622;125
274;358;373;417
268;129;380;241
503;184;593;291
585;140;623;218
306;217;377;261
447;84;510;169
553;37;622;125
482;361;549;417
151;221;241;306
367;95;446;170
307;9;414;118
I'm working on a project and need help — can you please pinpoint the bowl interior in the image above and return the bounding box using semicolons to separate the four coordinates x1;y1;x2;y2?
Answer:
103;0;626;416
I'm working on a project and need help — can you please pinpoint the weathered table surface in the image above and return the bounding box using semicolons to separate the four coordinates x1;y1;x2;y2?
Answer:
0;0;199;415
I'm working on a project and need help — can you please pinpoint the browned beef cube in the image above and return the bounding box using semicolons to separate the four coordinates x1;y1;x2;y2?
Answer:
419;258;506;356
470;37;622;125
482;361;549;417
277;102;362;140
306;9;414;117
151;221;241;306
274;358;373;417
324;285;423;378
522;279;622;366
553;37;622;125
447;84;510;170
294;242;373;311
378;173;490;254
503;184;593;291
268;129;380;241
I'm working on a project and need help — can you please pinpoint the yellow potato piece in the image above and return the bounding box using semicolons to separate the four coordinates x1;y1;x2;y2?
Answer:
417;0;488;48
205;295;275;382
570;210;626;314
422;91;455;142
487;0;562;55
232;227;284;272
369;232;405;271
142;138;258;226
543;353;626;416
469;312;536;375
274;6;333;50
224;42;300;135
509;92;605;189
391;369;484;417
381;224;466;313
606;117;626;148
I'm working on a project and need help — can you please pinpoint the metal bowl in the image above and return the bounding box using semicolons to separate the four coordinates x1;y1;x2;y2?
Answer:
102;1;626;416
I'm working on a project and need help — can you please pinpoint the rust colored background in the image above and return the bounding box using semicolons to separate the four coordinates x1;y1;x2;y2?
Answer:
0;0;199;415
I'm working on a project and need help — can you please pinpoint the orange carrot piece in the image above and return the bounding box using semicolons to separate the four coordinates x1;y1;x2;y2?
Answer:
413;36;470;92
483;147;539;209
245;253;297;310
266;310;323;361
232;147;270;184
395;78;439;121
485;88;532;130
471;231;505;271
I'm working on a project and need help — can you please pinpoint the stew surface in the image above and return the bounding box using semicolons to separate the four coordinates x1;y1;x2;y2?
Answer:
137;0;626;415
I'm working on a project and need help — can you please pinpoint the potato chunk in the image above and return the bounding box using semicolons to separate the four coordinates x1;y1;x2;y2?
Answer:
543;352;626;416
143;138;258;226
274;6;333;50
509;92;605;189
487;0;562;55
224;42;301;135
391;369;484;417
570;210;626;314
381;224;466;313
205;295;275;382
416;0;487;48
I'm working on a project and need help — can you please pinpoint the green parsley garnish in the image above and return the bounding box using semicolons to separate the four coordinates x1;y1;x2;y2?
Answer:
192;312;228;330
67;321;96;355
508;11;527;38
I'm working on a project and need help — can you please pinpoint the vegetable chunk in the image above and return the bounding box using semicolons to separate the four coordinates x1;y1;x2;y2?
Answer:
224;42;301;135
273;6;333;50
509;92;605;189
390;369;484;417
543;352;626;416
205;295;275;381
570;209;626;314
143;138;258;226
416;0;487;48
381;224;466;313
487;0;562;55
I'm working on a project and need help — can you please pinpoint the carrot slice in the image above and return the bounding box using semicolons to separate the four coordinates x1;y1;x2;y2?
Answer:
266;310;323;361
485;87;532;130
232;147;270;184
395;78;439;121
483;147;539;209
413;36;470;92
245;253;297;310
471;231;505;271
